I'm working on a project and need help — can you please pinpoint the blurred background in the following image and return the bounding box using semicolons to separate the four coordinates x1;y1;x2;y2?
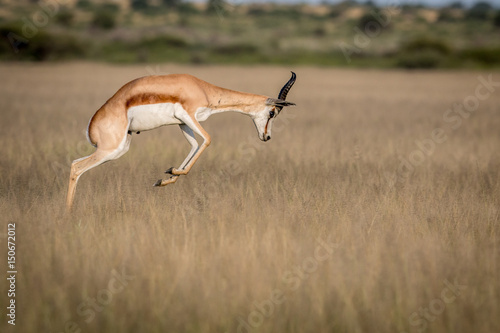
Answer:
1;0;499;68
1;1;500;333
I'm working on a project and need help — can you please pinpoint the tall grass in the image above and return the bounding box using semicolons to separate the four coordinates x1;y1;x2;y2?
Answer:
0;63;499;333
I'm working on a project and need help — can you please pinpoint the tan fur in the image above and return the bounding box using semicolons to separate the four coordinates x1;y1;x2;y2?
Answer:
67;74;271;211
87;75;267;148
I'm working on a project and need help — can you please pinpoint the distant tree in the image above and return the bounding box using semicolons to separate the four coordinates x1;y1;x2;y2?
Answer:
162;0;182;8
130;0;150;11
358;12;391;33
494;11;500;28
338;0;357;7
437;8;457;22
177;2;200;15
207;0;227;14
76;0;93;10
101;3;120;13
55;8;74;27
92;9;116;29
364;0;376;8
465;1;492;20
448;1;463;9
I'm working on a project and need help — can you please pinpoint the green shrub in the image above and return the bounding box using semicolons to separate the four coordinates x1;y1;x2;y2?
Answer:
400;36;452;55
269;6;302;20
76;0;93;10
55;8;74;27
100;3;121;14
161;0;181;9
459;47;500;66
396;50;447;69
130;0;150;11
137;35;189;49
211;43;258;56
0;24;26;55
437;8;458;22
177;3;200;15
396;37;452;69
494;11;500;28
357;11;391;34
206;0;227;14
248;7;266;16
92;9;116;30
328;8;341;18
0;25;86;61
465;1;492;20
448;1;463;9
313;26;326;37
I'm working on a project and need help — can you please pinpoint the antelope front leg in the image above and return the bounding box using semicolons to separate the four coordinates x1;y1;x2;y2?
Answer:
154;121;210;187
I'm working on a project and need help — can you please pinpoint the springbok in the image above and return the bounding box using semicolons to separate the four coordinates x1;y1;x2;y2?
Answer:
66;72;296;210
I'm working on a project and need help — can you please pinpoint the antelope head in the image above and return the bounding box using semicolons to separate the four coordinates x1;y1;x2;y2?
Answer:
252;72;296;142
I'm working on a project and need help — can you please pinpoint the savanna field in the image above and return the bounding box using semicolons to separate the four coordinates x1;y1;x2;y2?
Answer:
0;63;499;333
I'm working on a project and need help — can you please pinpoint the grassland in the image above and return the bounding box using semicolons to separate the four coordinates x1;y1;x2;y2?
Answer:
0;63;499;333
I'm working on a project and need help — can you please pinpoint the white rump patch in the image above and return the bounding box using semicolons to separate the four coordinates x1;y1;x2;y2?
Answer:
127;103;184;132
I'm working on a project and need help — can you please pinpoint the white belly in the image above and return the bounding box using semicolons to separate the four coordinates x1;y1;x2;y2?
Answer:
127;103;183;132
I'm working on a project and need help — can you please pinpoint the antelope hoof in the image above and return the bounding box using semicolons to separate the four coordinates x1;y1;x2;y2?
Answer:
153;176;178;187
165;167;174;174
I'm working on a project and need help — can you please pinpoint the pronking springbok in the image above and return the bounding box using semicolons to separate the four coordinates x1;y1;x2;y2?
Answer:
67;72;296;210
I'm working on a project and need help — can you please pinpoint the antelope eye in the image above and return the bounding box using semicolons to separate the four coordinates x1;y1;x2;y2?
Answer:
269;111;275;118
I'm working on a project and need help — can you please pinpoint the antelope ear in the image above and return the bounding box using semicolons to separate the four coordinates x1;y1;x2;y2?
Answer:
266;98;296;107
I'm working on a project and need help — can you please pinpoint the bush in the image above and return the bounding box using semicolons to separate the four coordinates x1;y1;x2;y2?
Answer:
100;3;120;14
0;24;22;57
328;8;341;18
396;50;447;69
211;43;258;56
248;7;266;16
448;1;463;9
130;0;150;11
177;3;200;15
137;35;189;49
0;25;86;61
313;26;326;37
465;1;492;20
437;8;458;22
494;11;500;28
206;0;227;14
396;37;452;69
357;11;391;33
161;0;181;8
459;47;500;66
400;36;451;55
76;0;93;10
92;10;116;30
269;6;302;20
55;8;74;27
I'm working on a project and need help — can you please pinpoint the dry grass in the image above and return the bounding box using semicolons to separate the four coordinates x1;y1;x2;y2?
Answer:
1;63;499;333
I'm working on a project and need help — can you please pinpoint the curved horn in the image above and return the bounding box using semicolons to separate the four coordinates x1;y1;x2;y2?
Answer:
278;71;296;101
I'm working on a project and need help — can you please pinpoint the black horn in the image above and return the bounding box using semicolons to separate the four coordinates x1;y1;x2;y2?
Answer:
278;71;296;101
